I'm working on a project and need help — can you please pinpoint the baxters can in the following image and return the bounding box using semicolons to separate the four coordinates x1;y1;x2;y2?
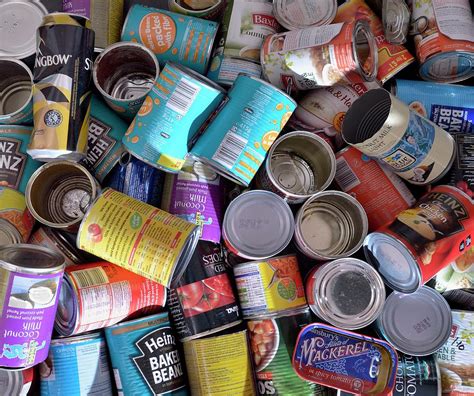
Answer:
0;187;35;245
272;0;337;30
0;367;33;396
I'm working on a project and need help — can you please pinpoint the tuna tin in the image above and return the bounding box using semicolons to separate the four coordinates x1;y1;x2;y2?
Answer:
77;188;199;288
121;5;218;74
105;312;188;396
0;367;33;396
123;62;225;173
273;0;336;30
0;187;34;245
191;74;296;186
207;54;262;86
168;0;225;20
0;244;65;368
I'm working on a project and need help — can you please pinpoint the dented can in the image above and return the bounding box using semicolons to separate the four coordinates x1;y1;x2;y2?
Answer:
0;187;35;245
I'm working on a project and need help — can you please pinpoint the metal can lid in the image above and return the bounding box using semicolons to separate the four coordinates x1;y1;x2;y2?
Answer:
0;219;23;246
0;244;65;274
54;274;78;336
0;368;23;395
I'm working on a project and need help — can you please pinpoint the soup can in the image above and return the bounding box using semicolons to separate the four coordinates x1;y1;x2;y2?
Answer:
55;261;167;336
408;0;474;83
0;244;64;368
105;312;188;396
0;58;33;125
29;13;94;162
77;188;200;288
207;54;262;86
364;185;474;293
123;62;225;173
0;187;34;245
0;367;33;396
260;20;378;92
183;330;256;395
273;0;336;30
335;146;416;231
168;0;226;21
93;42;160;120
39;332;113;396
121;5;218;74
191;74;296;186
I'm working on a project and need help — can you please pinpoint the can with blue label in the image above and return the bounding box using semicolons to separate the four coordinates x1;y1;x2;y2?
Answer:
121;4;218;74
104;312;188;396
207;54;263;87
39;332;113;396
123;62;226;173
190;74;296;186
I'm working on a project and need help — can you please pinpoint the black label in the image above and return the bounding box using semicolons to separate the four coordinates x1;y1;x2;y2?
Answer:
0;138;26;190
83;116;114;169
393;353;439;396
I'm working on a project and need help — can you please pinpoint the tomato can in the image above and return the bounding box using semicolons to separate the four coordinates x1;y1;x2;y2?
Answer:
0;367;33;396
0;187;35;245
168;0;226;21
0;244;65;368
207;54;262;86
273;0;336;30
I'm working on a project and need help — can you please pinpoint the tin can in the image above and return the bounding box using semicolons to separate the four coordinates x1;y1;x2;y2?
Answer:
93;42;160;120
0;58;33;125
191;74;296;186
0;244;64;368
273;0;336;30
342;88;456;185
381;0;410;45
169;0;226;21
255;131;336;204
408;0;474;83
55;261;166;336
77;188;200;288
183;330;256;395
0;125;41;194
335;146;416;231
121;5;218;74
442;289;474;311
161;160;224;243
293;323;398;395
364;185;474;293
0;367;33;396
207;54;262;86
294;190;368;260
105;312;188;396
123;62;225;173
0;187;35;245
260;20;378;92
25;161;100;231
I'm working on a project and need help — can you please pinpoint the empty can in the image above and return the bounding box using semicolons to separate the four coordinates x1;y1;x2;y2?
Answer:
0;187;35;245
273;0;337;30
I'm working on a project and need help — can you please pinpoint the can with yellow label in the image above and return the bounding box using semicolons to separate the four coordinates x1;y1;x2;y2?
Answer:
0;187;35;245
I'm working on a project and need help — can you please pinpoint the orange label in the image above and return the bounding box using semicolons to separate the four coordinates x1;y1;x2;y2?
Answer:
139;13;177;54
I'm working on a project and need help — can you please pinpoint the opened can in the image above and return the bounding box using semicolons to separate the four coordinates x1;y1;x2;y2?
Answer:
273;0;336;30
207;54;262;86
0;367;33;396
0;187;35;245
168;0;226;20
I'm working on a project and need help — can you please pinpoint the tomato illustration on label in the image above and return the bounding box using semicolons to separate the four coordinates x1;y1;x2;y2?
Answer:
87;223;103;243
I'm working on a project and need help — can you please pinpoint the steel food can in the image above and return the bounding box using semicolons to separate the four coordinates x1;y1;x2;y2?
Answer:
77;188;200;288
191;74;296;186
273;0;336;30
121;5;218;74
381;0;411;45
260;20;378;92
207;54;262;86
0;366;33;396
168;0;225;21
0;244;64;368
183;330;256;395
0;187;35;245
105;312;188;396
335;146;416;231
123;62;225;173
93;42;160;120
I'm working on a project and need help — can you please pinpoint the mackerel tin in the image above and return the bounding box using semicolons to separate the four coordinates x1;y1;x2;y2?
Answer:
0;244;64;368
123;62;225;173
293;323;398;395
39;332;113;396
273;0;336;30
0;187;35;245
121;5;218;74
105;312;188;396
207;54;262;86
0;366;33;396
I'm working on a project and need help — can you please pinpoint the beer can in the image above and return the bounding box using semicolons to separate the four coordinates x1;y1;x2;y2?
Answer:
183;330;256;395
294;190;368;260
0;244;64;368
29;13;94;162
169;0;226;21
233;254;307;319
207;54;262;86
104;312;188;396
334;146;416;231
39;332;113;396
54;261;167;336
0;187;35;245
273;0;337;30
0;58;33;125
191;74;296;186
77;188;200;288
93;42;160;120
123;62;225;173
364;185;474;293
255;131;336;204
342;88;456;185
0;367;33;396
121;5;218;74
260;20;378;92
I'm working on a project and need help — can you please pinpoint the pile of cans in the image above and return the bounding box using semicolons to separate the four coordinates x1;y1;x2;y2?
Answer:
0;0;473;395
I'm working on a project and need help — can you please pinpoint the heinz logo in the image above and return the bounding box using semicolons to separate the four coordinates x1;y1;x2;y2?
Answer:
35;54;72;67
0;138;26;190
252;14;279;30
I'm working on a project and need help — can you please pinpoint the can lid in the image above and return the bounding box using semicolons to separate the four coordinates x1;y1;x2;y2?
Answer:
0;244;65;274
271;152;315;195
54;275;78;336
0;368;22;395
105;311;170;331
0;219;23;246
419;52;474;84
0;77;32;117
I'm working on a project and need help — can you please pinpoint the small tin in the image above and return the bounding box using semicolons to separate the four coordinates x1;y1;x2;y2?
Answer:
123;62;225;173
294;190;368;260
77;188;200;288
93;42;160;120
0;58;33;125
255;131;336;204
222;190;294;260
0;244;64;368
191;74;296;186
233;255;307;319
375;286;452;356
0;367;33;396
0;187;35;245
273;0;337;30
121;5;218;74
207;54;262;86
104;312;188;396
382;0;410;45
168;0;225;21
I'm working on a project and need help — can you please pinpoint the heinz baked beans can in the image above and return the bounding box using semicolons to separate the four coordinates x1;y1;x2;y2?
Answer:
273;0;337;30
0;187;35;245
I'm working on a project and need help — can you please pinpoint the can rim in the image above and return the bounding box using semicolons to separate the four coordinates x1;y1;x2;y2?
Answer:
0;219;23;245
0;243;65;274
105;311;170;330
0;367;23;395
0;58;33;118
50;331;103;345
40;227;83;264
351;20;378;82
54;273;79;336
44;12;91;22
168;0;224;15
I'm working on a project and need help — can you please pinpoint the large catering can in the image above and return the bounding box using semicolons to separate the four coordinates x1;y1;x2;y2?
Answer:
0;187;35;245
273;0;337;30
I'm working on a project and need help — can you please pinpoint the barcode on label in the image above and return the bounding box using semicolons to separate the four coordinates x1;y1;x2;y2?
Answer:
335;157;360;191
71;267;109;289
212;131;247;169
166;78;200;116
